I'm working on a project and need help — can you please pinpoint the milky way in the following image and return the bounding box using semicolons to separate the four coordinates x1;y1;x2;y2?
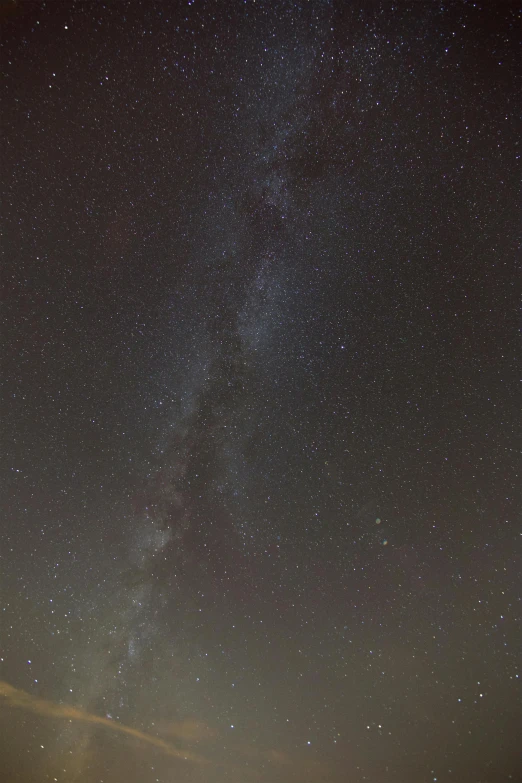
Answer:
1;2;519;782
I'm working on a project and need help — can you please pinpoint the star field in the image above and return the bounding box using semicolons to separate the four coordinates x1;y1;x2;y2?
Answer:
1;2;520;782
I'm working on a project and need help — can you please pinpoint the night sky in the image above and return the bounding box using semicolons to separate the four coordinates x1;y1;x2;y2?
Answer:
1;1;520;782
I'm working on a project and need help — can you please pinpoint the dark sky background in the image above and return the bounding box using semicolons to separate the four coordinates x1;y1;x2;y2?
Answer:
1;1;520;782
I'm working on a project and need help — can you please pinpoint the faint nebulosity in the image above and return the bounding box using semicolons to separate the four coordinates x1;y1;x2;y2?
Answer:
1;2;519;782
